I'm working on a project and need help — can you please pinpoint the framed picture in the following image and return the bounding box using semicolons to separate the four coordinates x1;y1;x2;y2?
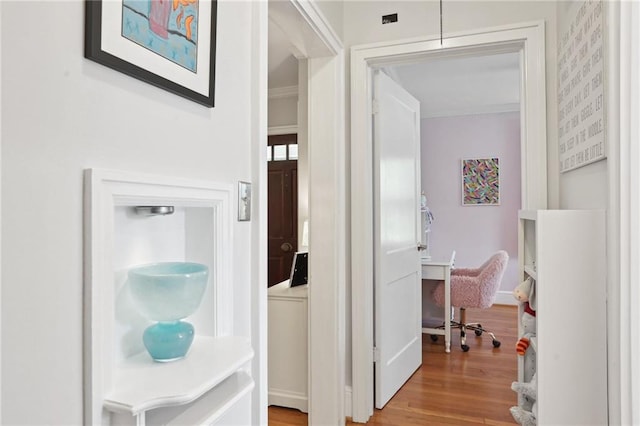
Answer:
238;181;251;221
461;157;500;206
85;0;217;107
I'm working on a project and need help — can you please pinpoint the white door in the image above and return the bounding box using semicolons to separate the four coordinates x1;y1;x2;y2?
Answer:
373;70;422;408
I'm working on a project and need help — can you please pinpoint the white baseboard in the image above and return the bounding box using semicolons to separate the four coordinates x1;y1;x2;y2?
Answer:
345;385;352;418
268;386;350;417
494;290;518;306
268;390;308;413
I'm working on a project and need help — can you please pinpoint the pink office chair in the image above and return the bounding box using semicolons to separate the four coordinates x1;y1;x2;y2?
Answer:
431;250;509;352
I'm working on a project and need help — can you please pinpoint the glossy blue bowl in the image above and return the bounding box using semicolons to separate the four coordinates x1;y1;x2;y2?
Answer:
128;262;209;322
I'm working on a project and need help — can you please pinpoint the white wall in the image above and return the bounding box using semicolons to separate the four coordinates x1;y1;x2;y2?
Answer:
314;0;344;41
421;113;521;293
555;2;618;423
268;96;298;128
1;1;260;424
559;160;608;208
297;60;310;248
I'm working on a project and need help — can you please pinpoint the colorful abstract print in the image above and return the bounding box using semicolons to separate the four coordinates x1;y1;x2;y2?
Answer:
462;158;500;205
122;0;199;72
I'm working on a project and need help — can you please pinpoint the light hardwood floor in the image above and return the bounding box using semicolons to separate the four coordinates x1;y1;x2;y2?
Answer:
269;304;519;425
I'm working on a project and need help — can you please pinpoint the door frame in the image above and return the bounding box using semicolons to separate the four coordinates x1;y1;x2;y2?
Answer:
615;1;639;424
266;1;346;425
350;21;548;422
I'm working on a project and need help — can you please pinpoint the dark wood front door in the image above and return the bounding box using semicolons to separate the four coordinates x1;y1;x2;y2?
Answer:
268;134;298;287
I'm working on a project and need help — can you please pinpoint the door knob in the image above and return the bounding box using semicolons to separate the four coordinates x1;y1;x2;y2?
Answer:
281;242;293;252
417;243;427;251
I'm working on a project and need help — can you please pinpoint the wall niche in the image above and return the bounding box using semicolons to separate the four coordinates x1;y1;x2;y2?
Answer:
84;169;253;426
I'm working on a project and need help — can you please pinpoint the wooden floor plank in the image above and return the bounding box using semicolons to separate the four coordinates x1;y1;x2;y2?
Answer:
269;304;519;425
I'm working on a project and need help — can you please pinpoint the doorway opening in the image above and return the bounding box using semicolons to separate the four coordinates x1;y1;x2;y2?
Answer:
385;49;524;306
370;50;523;419
351;21;547;423
265;1;346;424
267;133;300;287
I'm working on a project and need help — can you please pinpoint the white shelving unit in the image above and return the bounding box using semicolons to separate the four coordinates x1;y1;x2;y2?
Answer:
517;210;607;425
523;264;537;280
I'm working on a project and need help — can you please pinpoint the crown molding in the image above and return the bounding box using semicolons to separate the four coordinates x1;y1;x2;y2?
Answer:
268;85;299;100
268;125;298;136
269;0;342;58
422;103;520;119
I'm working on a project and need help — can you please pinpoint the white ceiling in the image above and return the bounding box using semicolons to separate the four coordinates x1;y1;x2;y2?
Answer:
268;21;298;89
388;52;521;119
268;25;520;118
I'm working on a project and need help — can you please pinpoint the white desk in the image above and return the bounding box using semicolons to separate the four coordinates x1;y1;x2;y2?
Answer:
267;280;308;412
421;251;456;353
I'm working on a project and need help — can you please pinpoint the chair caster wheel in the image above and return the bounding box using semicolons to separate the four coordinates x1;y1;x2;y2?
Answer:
492;340;501;348
430;335;438;342
474;329;483;336
461;344;470;352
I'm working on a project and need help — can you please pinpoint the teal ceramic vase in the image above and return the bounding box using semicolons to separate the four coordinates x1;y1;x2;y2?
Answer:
128;262;209;362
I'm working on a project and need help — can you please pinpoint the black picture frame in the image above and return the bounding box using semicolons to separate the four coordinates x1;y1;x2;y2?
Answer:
289;252;308;287
85;0;217;107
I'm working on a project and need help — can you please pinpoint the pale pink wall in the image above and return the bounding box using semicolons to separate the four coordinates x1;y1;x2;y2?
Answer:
421;112;521;294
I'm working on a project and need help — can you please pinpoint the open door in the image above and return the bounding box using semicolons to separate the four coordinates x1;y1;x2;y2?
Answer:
373;71;422;408
267;134;298;287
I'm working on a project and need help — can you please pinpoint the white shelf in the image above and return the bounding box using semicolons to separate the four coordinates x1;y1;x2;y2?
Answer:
524;264;537;280
104;336;254;416
518;210;538;221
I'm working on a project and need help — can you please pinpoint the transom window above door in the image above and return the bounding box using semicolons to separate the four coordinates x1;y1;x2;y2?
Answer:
267;143;298;161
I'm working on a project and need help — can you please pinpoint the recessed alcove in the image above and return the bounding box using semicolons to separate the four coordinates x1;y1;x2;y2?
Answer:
113;206;217;362
84;169;253;426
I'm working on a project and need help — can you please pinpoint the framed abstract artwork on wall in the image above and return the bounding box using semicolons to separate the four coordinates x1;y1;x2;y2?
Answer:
85;0;217;107
461;157;500;206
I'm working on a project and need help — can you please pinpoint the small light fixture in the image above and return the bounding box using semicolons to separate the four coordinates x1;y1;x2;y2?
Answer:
134;206;175;216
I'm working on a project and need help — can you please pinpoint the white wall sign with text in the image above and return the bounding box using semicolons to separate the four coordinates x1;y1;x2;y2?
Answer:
558;0;606;173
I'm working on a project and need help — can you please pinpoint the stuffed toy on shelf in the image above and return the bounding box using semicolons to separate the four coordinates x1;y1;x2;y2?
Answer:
513;276;537;380
510;372;538;426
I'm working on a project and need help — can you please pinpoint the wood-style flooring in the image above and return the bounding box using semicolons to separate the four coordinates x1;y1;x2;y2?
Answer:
269;304;519;425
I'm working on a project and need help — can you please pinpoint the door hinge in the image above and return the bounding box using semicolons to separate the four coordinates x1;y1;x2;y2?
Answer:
372;100;380;115
373;347;380;362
